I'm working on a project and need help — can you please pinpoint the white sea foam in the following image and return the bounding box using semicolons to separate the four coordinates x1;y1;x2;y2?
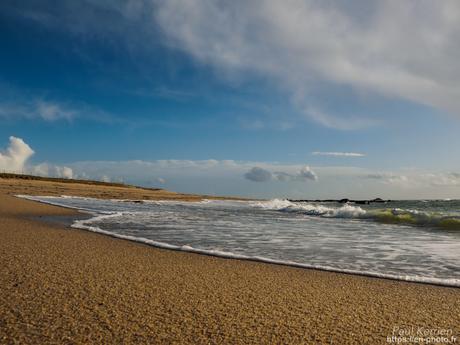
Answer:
252;198;367;218
70;216;460;288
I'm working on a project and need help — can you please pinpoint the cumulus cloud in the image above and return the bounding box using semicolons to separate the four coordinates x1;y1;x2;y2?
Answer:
0;143;453;198
313;151;366;157
29;163;74;179
58;166;73;179
63;158;323;188
0;136;73;178
297;166;318;181
245;165;317;182
0;136;34;173
4;134;460;199
68;159;430;198
274;166;318;182
244;167;272;182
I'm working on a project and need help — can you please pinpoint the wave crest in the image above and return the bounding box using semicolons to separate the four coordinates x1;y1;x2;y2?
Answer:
252;199;366;218
254;199;460;230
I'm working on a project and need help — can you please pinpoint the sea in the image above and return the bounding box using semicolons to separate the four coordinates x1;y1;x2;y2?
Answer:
19;195;460;287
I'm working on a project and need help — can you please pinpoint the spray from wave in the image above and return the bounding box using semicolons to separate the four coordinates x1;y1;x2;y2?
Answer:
253;199;460;230
252;199;367;218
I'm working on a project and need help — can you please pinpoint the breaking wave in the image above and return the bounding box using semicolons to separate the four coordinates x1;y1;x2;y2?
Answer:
253;199;460;230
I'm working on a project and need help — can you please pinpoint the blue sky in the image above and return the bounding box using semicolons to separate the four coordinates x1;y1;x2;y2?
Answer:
1;1;460;199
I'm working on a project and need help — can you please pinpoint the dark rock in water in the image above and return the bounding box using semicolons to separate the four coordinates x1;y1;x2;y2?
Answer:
288;197;391;204
132;200;144;204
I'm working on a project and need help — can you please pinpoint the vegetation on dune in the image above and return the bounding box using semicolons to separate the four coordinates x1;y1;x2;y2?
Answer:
0;173;163;191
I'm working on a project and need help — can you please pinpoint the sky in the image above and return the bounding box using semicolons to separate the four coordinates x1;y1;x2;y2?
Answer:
1;1;460;199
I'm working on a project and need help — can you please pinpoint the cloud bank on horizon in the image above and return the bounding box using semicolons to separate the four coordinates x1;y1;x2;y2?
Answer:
3;136;460;199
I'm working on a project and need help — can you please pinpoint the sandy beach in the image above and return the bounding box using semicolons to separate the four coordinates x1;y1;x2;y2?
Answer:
1;178;459;344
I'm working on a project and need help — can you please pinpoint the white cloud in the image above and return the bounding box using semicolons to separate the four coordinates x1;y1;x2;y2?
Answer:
0;136;35;173
69;159;460;198
297;166;318;181
0;136;73;178
3;135;460;199
36;100;76;121
365;173;409;185
30;163;74;179
364;171;460;190
245;165;318;182
313;151;365;157
276;166;318;181
154;1;460;126
244;167;272;182
425;172;460;187
57;166;73;179
304;107;380;130
0;84;116;123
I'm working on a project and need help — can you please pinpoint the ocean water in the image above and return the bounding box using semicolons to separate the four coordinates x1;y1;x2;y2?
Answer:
19;195;460;287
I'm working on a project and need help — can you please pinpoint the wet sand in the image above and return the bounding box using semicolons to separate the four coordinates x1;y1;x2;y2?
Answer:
1;178;459;344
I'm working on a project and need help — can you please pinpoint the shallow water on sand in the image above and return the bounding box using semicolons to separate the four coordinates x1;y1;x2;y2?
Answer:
21;196;460;287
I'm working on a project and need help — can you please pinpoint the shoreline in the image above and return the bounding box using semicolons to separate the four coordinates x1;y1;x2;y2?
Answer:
1;179;459;343
19;194;460;289
53;204;460;288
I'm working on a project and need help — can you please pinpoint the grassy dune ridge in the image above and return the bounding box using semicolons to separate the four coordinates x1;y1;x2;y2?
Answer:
0;172;159;190
0;173;245;201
